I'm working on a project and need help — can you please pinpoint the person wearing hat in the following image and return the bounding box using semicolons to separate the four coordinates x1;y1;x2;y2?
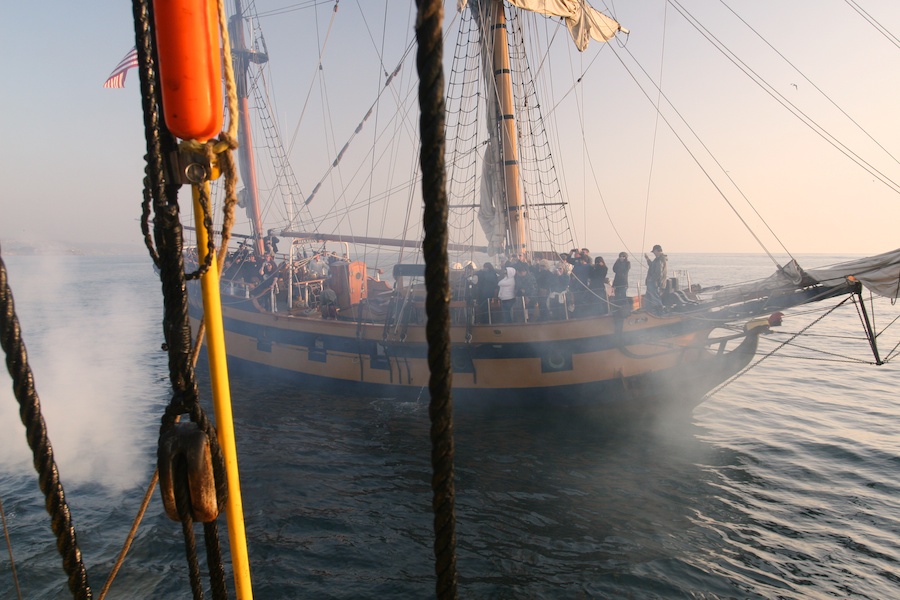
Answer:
644;244;668;315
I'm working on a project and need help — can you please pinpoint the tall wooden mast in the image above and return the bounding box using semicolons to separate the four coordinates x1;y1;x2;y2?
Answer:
230;0;267;257
489;0;527;258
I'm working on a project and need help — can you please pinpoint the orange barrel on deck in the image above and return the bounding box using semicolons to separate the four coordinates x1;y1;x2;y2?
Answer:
152;0;223;141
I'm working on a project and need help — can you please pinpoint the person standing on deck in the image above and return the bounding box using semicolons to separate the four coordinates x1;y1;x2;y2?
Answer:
612;252;631;312
534;260;554;321
589;256;609;315
515;264;537;322
570;254;592;317
644;245;667;315
476;262;500;323
548;262;571;321
498;266;517;323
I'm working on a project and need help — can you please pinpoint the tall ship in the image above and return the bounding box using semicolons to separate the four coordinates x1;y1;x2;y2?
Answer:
180;0;898;407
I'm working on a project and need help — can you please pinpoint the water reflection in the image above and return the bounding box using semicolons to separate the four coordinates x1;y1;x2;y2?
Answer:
223;382;741;597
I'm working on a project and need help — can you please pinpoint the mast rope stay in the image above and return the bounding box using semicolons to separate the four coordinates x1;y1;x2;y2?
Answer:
667;0;900;195
609;42;785;268
415;0;460;597
720;0;900;171
704;296;852;398
1;247;92;599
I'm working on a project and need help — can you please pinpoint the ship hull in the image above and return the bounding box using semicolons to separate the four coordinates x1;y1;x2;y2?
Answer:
189;290;761;408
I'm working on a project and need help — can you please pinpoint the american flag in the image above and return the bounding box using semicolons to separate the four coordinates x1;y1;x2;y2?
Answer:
103;47;138;89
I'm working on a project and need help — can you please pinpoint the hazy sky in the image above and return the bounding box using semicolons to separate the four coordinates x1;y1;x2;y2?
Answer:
2;0;898;256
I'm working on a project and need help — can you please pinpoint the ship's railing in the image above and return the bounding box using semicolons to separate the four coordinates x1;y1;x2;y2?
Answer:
223;279;253;298
291;278;326;311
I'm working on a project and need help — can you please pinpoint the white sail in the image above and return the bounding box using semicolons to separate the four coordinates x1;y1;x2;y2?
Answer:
477;138;508;257
805;249;900;299
459;0;626;51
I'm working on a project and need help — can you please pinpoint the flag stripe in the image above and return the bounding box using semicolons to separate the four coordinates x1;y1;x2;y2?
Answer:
103;47;138;89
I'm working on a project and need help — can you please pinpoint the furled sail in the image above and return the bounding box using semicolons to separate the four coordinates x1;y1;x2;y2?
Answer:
463;0;626;259
478;138;508;257
458;0;627;52
713;260;804;304
805;249;900;299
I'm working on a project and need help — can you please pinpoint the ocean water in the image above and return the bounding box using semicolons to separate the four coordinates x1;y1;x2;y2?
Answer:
1;253;899;599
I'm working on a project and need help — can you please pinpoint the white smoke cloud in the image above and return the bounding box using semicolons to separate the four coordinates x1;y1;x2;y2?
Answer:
1;255;167;491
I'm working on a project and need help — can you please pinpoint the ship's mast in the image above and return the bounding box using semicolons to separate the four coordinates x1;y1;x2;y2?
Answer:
489;0;527;258
230;0;266;257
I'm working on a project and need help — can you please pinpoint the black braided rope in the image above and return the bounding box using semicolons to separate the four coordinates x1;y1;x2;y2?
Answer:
203;521;228;600
0;248;92;600
131;1;229;597
415;1;459;598
173;457;205;600
133;0;165;271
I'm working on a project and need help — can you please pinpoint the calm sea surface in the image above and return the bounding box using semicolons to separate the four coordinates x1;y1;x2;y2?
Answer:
1;253;899;599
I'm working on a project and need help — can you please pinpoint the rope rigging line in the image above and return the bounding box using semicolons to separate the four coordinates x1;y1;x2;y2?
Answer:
758;335;878;365
253;0;333;19
843;0;900;50
502;8;576;255
610;42;785;268
361;2;416;269
881;337;900;364
667;0;900;196
296;5;436;239
303;59;409;207
640;0;670;269
444;15;484;261
720;0;900;170
130;0;243;597
704;296;853;398
97;471;159;600
544;48;605;118
298;84;426;244
248;74;314;233
281;0;340;162
415;0;459;597
0;247;92;599
0;495;23;600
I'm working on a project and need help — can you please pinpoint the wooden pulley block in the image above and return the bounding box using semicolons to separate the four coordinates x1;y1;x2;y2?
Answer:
158;422;220;522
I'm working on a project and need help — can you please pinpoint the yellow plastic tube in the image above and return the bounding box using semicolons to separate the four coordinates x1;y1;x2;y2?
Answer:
192;181;254;599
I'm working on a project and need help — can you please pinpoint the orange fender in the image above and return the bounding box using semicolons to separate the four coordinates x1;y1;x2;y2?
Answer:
153;0;223;141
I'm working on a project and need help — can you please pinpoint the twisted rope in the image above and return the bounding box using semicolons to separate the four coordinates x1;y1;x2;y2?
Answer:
0;247;92;599
415;1;459;598
170;457;205;600
131;0;229;597
705;297;851;398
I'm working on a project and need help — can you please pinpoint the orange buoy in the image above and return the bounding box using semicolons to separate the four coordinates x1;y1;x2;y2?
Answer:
152;0;223;141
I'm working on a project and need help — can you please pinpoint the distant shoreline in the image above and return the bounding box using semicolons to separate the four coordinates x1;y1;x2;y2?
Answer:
0;239;145;257
1;238;871;260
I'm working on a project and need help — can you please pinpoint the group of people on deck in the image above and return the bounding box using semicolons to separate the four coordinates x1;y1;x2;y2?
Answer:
460;244;669;323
